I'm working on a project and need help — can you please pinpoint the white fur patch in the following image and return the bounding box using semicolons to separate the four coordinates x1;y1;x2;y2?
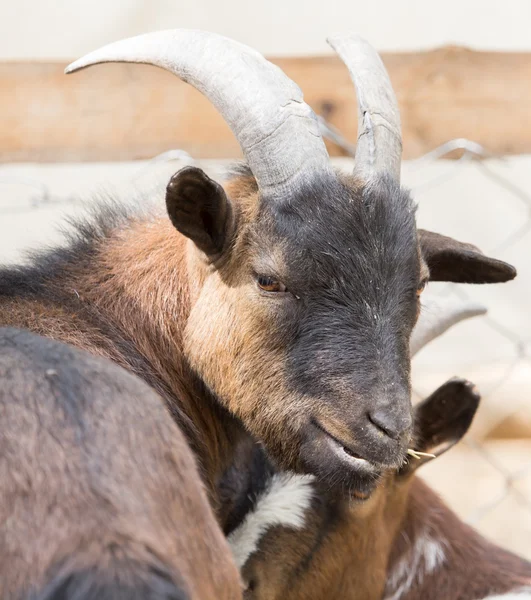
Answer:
227;472;315;570
481;589;531;599
384;531;446;600
422;537;446;574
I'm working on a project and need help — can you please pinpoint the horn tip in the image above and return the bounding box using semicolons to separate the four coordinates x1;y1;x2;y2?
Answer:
65;56;92;75
464;302;488;317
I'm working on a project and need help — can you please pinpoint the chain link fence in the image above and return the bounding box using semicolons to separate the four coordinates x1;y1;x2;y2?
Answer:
1;138;530;558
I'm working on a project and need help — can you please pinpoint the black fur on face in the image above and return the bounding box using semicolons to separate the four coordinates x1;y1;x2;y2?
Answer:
253;171;420;492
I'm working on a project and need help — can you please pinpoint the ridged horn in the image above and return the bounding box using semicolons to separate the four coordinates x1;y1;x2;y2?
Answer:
66;29;331;197
327;33;402;182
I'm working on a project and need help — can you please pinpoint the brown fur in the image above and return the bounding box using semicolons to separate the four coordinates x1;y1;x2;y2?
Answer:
240;483;399;600
0;215;243;505
0;328;241;599
385;478;531;600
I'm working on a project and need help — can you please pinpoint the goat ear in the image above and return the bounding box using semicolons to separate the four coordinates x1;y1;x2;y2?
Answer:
400;378;480;476
418;229;516;283
166;166;234;258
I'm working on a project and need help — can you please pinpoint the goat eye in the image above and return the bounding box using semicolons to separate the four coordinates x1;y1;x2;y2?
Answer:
416;278;428;296
256;276;287;293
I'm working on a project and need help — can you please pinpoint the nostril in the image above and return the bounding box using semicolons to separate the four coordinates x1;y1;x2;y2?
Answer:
368;409;411;441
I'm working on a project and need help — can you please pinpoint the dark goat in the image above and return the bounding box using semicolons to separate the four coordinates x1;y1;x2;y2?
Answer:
0;31;516;502
0;328;241;600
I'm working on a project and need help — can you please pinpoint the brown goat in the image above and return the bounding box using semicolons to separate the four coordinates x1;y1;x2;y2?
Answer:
226;379;531;600
0;327;241;600
0;31;516;505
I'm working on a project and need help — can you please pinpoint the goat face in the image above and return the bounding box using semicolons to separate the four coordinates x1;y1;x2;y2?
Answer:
175;165;417;495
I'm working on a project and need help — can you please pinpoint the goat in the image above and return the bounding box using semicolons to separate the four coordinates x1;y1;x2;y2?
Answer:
0;327;242;600
225;299;531;600
0;30;516;504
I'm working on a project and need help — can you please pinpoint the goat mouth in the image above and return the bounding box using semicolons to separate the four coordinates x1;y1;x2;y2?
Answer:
312;420;377;472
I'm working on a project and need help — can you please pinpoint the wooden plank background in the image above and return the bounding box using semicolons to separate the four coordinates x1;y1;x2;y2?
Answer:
1;46;530;162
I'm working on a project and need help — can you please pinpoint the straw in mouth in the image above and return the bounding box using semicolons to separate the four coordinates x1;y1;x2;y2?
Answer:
407;449;436;460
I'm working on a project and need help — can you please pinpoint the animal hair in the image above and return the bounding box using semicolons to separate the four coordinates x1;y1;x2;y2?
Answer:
30;559;188;600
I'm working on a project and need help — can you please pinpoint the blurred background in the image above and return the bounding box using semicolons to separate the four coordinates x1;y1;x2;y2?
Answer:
2;0;530;559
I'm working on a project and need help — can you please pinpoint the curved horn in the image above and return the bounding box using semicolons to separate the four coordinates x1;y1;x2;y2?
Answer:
327;34;402;182
66;30;331;197
411;295;487;357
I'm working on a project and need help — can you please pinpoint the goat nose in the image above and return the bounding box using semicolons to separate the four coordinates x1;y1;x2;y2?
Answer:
368;408;411;440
